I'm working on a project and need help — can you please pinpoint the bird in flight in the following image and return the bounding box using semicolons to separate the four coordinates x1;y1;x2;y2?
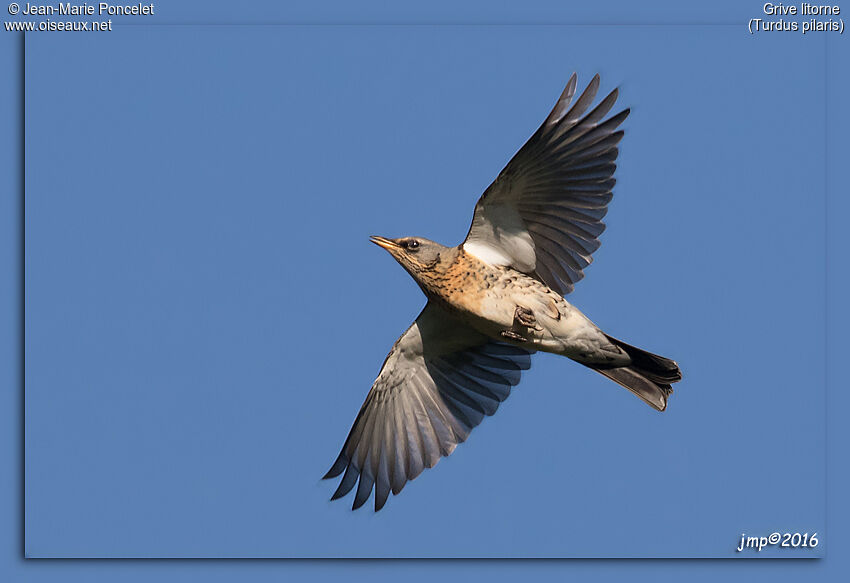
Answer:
323;74;682;511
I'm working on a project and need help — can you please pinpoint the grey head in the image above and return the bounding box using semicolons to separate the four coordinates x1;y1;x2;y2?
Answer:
369;235;452;281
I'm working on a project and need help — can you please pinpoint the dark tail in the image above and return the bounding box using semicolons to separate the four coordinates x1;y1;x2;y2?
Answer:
589;335;682;411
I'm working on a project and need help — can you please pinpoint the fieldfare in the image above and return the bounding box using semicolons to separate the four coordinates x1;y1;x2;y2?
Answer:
323;73;682;511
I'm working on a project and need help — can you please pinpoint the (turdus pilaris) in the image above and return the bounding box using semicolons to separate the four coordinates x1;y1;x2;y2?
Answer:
323;73;682;511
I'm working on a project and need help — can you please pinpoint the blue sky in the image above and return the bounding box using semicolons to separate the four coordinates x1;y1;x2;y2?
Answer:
23;24;828;557
3;0;849;580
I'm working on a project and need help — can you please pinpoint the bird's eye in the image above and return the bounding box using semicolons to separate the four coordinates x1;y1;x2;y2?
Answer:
405;240;420;251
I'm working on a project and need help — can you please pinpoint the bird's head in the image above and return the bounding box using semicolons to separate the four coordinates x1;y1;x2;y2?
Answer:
369;235;448;279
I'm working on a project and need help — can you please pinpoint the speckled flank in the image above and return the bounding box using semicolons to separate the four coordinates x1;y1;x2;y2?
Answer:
417;248;626;363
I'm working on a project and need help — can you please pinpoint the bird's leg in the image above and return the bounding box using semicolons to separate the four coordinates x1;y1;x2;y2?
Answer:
499;306;541;343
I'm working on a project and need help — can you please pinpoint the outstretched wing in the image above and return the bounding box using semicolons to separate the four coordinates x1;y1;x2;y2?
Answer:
463;73;629;295
323;302;533;511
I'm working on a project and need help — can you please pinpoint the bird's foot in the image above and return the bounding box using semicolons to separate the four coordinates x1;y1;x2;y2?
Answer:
513;306;542;330
500;330;527;343
501;306;543;342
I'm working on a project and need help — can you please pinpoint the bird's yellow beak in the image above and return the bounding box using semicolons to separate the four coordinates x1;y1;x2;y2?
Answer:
369;235;400;251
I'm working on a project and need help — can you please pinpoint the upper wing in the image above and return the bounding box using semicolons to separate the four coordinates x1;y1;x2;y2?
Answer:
463;73;629;295
323;302;533;511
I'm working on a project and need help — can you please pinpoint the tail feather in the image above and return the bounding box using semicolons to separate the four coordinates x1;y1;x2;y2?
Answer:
589;335;682;411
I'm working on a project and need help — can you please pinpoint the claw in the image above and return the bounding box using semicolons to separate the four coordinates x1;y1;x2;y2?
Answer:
500;330;527;343
514;306;541;329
